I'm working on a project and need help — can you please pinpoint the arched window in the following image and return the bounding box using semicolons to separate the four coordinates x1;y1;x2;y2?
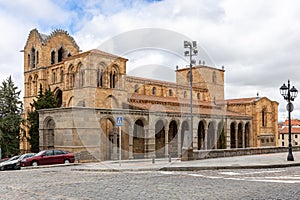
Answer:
262;109;267;127
31;47;36;68
36;51;39;65
212;71;217;83
134;84;139;93
33;75;38;95
197;93;200;99
168;89;173;96
80;69;85;87
58;47;64;62
152;87;156;95
68;65;74;89
28;76;32;96
51;50;56;65
27;54;30;69
110;71;116;88
97;69;103;87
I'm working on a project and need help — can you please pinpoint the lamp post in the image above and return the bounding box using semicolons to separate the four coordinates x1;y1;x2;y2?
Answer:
280;80;298;161
183;41;198;160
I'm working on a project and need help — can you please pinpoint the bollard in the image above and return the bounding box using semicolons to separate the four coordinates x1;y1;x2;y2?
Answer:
152;156;155;164
168;154;171;163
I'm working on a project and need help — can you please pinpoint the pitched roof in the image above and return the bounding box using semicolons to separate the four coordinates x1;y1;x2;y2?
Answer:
279;126;300;134
226;97;259;104
128;93;249;117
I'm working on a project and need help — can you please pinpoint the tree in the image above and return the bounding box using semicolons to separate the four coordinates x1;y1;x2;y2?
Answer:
27;84;58;152
0;76;23;157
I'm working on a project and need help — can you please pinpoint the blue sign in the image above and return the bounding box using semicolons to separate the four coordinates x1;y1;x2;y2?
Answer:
116;116;123;126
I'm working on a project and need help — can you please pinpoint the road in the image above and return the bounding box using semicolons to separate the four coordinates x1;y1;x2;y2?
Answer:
0;165;300;199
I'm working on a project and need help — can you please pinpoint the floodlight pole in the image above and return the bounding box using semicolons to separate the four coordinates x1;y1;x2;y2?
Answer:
183;41;198;161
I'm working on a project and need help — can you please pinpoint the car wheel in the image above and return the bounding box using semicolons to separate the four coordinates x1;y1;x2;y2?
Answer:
64;159;70;164
32;161;38;166
0;166;4;171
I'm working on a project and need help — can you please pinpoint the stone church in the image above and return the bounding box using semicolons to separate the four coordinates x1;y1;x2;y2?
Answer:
21;29;278;161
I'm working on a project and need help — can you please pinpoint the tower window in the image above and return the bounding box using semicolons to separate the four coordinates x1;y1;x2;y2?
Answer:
152;87;156;95
58;47;64;62
51;51;56;64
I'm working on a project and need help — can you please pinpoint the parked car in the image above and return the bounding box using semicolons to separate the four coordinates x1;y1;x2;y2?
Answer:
0;158;9;163
0;153;36;171
20;149;75;167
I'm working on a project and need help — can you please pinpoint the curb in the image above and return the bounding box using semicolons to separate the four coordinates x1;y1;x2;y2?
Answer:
70;162;300;172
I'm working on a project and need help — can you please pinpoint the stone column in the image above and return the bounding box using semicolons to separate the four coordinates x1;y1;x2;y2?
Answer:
146;129;155;159
113;131;118;160
178;127;182;157
235;126;238;149
165;127;169;158
204;128;208;150
242;124;245;148
129;128;133;159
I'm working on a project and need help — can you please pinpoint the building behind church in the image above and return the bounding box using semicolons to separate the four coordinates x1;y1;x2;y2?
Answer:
21;29;279;161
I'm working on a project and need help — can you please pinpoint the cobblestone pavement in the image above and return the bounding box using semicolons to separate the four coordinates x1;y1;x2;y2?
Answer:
1;166;300;199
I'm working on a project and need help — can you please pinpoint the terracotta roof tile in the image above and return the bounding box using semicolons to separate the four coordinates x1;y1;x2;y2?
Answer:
226;97;259;104
128;94;249;117
279;126;300;134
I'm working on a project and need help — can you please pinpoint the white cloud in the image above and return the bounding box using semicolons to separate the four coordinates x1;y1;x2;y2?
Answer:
1;0;300;120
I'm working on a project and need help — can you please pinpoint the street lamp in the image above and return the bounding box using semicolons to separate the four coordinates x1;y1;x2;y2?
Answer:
183;40;198;160
280;80;298;161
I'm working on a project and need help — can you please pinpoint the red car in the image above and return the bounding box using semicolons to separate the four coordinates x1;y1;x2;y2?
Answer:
20;149;75;167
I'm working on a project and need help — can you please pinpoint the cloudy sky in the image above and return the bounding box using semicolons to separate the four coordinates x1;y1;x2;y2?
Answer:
1;0;300;121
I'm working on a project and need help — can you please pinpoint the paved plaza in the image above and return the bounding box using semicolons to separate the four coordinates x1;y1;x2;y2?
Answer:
1;152;300;199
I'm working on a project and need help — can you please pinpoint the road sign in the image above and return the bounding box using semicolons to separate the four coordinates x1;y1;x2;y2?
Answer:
116;116;123;126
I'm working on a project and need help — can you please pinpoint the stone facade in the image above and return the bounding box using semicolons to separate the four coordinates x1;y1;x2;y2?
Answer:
21;29;278;161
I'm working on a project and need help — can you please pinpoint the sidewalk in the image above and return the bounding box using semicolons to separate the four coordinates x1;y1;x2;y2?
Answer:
71;151;300;172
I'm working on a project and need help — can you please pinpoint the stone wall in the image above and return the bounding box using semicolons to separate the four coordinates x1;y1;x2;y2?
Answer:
192;146;300;160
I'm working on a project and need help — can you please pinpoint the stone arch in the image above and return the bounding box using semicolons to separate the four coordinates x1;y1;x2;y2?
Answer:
30;47;36;68
207;121;216;149
54;88;63;107
197;120;206;150
68;64;75;89
27;76;32;96
155;120;166;158
97;62;105;87
58;46;65;62
77;63;84;88
109;64;119;89
238;122;244;148
216;121;226;149
104;95;119;108
133;119;145;159
51;50;56;64
230;121;237;148
33;74;39;95
43;117;55;151
180;120;189;149
168;120;178;157
99;117;115;160
67;96;73;107
245;122;251;148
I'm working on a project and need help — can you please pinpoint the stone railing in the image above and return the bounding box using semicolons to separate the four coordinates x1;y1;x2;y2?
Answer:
192;146;300;160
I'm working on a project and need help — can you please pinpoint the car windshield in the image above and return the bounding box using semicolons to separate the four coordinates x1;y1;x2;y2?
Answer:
35;151;46;156
8;156;19;161
19;153;36;160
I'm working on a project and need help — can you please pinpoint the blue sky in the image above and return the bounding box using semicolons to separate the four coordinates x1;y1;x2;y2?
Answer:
1;0;300;121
